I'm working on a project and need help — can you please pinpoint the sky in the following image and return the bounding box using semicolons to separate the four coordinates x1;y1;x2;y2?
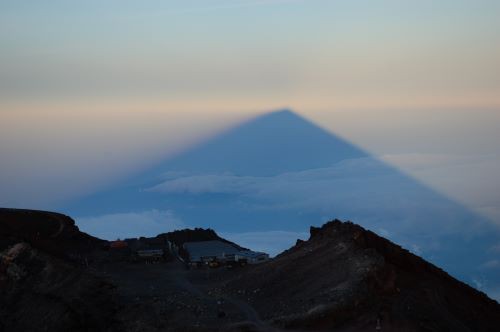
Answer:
1;0;500;222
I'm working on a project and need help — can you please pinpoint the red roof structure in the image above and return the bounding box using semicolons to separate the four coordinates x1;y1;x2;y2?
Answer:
110;240;128;249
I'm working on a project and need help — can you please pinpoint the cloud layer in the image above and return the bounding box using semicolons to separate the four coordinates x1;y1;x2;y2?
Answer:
76;210;184;240
146;157;481;238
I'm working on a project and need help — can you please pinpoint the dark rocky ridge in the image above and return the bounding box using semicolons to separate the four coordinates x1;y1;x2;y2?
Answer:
0;208;104;259
225;220;500;331
1;209;500;331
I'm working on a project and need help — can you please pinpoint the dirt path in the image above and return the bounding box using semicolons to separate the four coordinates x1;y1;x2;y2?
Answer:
170;262;279;331
222;295;271;330
97;259;285;331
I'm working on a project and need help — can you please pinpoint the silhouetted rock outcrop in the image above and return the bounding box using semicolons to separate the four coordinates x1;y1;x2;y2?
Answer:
0;208;104;259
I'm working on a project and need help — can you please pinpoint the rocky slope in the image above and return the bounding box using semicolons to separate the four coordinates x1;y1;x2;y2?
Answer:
225;220;500;331
0;242;121;332
1;209;500;331
0;209;119;332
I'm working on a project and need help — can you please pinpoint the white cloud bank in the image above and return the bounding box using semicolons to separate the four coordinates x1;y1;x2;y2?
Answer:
146;157;399;207
146;154;500;228
76;210;184;240
145;157;484;237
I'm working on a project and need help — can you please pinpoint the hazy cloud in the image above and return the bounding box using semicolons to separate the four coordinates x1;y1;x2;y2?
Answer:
489;243;500;253
76;210;184;240
221;230;309;257
381;153;500;225
380;153;490;170
148;173;257;195
480;260;500;270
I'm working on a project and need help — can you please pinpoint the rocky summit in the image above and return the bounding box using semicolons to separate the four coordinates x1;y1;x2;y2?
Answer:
224;220;500;331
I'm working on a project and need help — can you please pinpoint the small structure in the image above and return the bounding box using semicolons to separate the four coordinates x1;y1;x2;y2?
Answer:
136;249;165;262
183;240;269;267
110;240;128;249
227;250;269;264
107;239;131;261
123;236;171;262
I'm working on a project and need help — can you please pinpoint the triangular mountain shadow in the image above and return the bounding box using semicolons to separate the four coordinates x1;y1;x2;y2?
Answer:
65;109;370;217
143;109;367;178
62;109;500;297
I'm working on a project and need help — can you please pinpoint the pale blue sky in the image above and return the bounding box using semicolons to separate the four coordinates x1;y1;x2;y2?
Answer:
1;0;499;103
1;0;500;225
